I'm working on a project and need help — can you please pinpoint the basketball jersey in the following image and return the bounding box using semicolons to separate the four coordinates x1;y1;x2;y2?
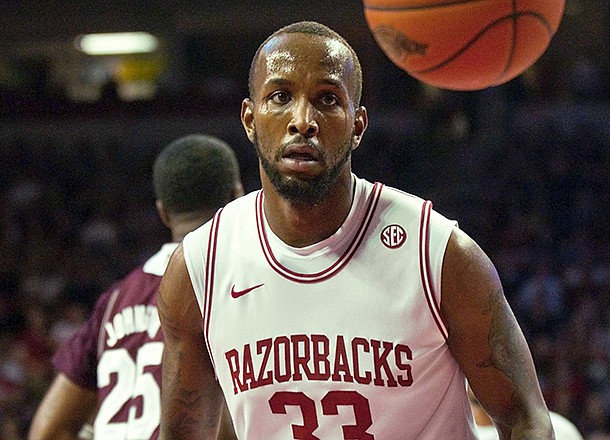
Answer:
53;243;178;440
182;176;477;439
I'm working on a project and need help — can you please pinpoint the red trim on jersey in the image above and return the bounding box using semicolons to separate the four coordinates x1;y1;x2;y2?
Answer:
419;201;449;339
255;182;383;283
203;208;223;371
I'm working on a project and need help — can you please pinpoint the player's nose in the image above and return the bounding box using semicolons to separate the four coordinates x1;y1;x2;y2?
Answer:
288;99;318;137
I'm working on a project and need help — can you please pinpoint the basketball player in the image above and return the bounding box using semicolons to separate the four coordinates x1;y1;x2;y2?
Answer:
158;22;553;439
470;388;583;440
28;134;243;440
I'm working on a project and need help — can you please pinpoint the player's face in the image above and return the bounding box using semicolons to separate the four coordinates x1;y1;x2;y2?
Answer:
242;33;367;204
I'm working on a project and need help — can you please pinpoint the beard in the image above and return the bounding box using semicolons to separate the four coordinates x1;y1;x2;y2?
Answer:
255;135;353;205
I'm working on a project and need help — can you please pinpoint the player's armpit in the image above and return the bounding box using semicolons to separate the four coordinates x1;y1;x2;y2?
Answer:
158;244;225;440
440;228;554;440
28;374;96;440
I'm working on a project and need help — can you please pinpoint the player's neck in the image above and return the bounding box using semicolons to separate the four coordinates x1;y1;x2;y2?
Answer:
262;173;354;248
169;212;213;242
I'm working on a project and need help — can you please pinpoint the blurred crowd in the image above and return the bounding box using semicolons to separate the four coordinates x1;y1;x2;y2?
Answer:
0;135;168;439
1;74;609;439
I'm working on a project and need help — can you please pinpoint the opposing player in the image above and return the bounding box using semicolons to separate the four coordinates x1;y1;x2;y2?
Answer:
158;22;553;439
28;134;243;440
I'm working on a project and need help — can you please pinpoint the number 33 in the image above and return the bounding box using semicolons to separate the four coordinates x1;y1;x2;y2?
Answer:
269;390;375;440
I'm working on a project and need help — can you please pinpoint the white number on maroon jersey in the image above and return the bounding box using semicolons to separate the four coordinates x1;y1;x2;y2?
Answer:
95;342;163;439
269;390;375;439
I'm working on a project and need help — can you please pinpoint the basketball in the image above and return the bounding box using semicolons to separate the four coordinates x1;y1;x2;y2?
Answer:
363;0;565;91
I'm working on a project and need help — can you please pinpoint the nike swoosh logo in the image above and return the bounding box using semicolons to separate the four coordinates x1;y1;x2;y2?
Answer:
231;283;265;299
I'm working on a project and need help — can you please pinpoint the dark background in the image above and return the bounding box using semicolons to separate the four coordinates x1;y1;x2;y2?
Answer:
0;1;609;438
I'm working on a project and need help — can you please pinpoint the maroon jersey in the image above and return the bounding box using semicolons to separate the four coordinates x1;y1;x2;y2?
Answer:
52;243;177;440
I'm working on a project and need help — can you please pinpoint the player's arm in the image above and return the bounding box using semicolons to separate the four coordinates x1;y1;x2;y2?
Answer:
441;227;554;440
218;403;238;440
158;243;225;440
28;374;96;440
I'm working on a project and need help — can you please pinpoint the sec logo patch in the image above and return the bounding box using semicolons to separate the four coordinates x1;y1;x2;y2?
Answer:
380;224;407;249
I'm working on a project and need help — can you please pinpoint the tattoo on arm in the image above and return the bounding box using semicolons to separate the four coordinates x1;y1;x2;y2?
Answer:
159;293;220;435
476;289;525;384
163;348;208;432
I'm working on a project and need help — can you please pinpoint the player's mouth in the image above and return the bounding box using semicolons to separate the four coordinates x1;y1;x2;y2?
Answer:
281;144;321;172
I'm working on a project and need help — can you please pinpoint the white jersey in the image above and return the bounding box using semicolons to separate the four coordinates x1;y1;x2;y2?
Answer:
183;176;476;439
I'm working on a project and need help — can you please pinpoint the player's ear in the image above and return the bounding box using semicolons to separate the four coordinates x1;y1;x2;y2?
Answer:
351;105;368;150
156;200;171;228
233;182;245;199
241;98;256;144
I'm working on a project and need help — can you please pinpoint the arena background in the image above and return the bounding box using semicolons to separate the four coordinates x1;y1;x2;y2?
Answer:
0;1;609;438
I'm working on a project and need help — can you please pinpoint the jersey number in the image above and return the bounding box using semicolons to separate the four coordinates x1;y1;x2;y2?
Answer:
269;391;375;440
95;341;163;439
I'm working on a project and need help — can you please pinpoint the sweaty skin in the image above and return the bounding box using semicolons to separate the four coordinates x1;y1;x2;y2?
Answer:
242;33;367;247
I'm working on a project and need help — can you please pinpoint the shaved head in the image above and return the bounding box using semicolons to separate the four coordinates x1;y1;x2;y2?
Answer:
248;21;363;106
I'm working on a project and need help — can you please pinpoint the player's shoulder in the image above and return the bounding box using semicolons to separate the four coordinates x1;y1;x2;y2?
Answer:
107;244;178;305
359;175;424;207
191;190;259;233
97;265;148;302
119;263;157;286
372;178;452;220
378;181;426;206
183;190;260;252
224;188;260;211
104;265;161;308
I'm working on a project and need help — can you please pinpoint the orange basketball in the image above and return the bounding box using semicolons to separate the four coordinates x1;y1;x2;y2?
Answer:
363;0;565;90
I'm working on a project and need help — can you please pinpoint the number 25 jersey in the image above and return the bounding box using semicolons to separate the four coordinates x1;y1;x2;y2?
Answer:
183;176;477;439
53;243;177;439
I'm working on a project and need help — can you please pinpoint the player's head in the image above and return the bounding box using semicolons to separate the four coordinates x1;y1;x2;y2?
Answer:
242;21;367;205
153;134;243;227
248;21;363;107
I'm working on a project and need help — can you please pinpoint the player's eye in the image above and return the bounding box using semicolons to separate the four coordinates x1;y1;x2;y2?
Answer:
269;91;291;105
319;93;339;107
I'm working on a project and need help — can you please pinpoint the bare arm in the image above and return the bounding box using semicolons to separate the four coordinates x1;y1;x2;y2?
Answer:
441;228;553;440
218;403;238;440
158;243;225;440
28;374;96;440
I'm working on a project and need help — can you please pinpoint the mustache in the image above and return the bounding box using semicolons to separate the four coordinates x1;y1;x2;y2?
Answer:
281;137;318;149
278;138;323;157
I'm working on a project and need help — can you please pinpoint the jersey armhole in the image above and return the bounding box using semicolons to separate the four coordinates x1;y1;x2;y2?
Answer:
183;208;225;376
419;200;454;340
